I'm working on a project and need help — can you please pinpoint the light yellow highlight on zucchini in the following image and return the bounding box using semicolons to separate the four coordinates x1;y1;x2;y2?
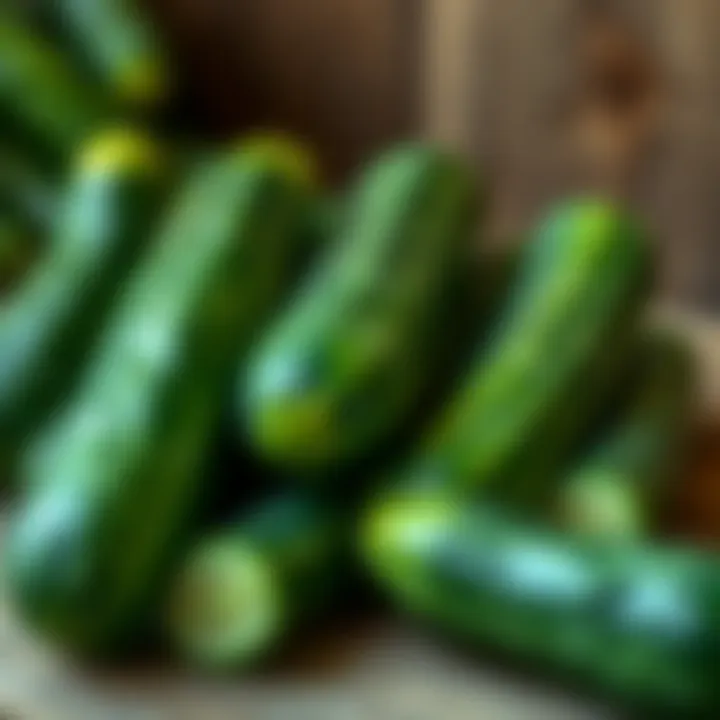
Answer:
572;197;626;249
235;132;320;193
166;538;283;668
361;491;456;571
559;469;643;539
79;127;165;175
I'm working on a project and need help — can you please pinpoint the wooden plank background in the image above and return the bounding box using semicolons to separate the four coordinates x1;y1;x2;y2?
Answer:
149;0;422;183
423;0;720;306
147;0;720;308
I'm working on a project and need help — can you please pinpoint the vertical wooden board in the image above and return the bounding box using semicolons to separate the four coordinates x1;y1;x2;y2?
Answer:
422;0;720;308
642;0;720;307
489;0;579;236
423;0;489;155
150;0;422;182
423;0;581;244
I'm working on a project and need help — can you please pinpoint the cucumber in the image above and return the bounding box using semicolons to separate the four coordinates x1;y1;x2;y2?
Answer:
165;492;348;670
241;144;479;473
558;331;696;537
0;11;107;172
362;494;720;716
5;141;317;652
394;199;650;505
37;0;172;110
0;128;168;479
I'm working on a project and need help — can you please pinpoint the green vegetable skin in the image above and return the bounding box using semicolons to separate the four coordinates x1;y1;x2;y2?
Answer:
294;193;342;274
43;0;172;110
0;128;168;479
165;492;347;669
558;331;696;537
362;495;720;716
395;199;650;505
0;11;107;173
5;142;316;653
238;131;335;277
0;217;39;294
0;143;60;293
0;143;57;234
242;144;480;472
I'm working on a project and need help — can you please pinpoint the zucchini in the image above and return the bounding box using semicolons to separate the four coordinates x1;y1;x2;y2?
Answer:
165;492;347;670
0;11;107;172
394;199;650;506
241;144;479;473
39;0;171;110
238;131;333;275
5;140;317;652
362;494;720;716
558;331;695;537
0;128;168;479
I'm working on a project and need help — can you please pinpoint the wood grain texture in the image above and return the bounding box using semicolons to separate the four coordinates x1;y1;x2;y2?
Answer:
643;0;720;305
424;0;577;242
423;0;720;306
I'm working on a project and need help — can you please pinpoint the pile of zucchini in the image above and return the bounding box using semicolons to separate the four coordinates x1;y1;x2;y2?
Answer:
0;4;711;717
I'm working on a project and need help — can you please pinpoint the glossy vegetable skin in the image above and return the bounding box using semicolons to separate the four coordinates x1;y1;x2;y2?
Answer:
363;493;720;716
4;141;317;653
0;128;168;478
393;199;651;505
241;144;480;473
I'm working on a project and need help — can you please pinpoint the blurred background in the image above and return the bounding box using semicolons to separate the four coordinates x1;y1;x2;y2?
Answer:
148;0;720;308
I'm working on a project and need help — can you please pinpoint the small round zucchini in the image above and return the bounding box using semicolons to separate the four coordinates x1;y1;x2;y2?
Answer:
166;493;345;669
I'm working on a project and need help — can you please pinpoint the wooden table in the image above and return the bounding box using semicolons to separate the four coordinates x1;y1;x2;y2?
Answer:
2;307;719;720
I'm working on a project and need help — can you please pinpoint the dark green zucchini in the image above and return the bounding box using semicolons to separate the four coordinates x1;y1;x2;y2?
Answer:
165;492;348;670
294;193;341;273
237;131;334;276
0;128;169;480
394;199;650;506
42;0;172;111
0;143;57;233
241;144;480;473
0;217;40;294
558;330;696;537
0;11;107;172
0;141;58;294
362;493;720;717
5;141;317;653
